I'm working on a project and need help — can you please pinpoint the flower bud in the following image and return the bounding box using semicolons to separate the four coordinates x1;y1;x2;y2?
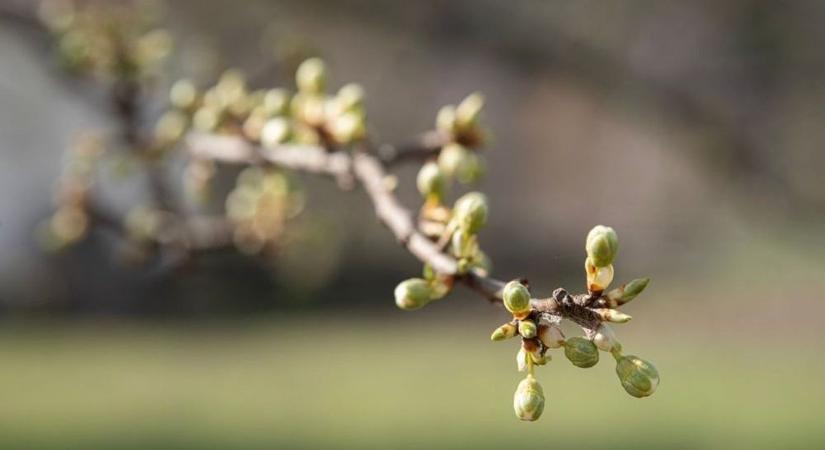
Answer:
455;92;484;130
295;57;327;94
593;324;621;352
394;278;433;311
169;79;198;110
450;228;478;258
518;320;537;339
563;337;599;368
538;324;565;349
437;143;470;178
193;106;221;132
453;192;488;234
616;355;659;398
585;258;614;292
502;280;531;317
329;110;366;144
261;118;292;149
416;161;446;202
491;323;517;341
593;308;632;324
586;225;618;267
335;83;365;113
513;375;545;422
607;278;650;306
516;347;529;372
435;105;457;135
154;110;188;145
262;88;290;116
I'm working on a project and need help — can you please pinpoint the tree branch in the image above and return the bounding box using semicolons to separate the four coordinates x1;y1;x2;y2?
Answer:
184;132;606;330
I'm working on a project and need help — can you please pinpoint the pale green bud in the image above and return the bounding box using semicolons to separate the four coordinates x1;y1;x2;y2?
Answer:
262;88;290;116
296;57;327;93
435;105;457;134
491;323;517;341
335;83;365;113
502;280;531;316
261;118;292;149
594;308;632;324
453;192;488;234
450;228;479;258
193;106;221;131
563;337;599;368
518;320;537;339
585;258;614;292
513;375;545;422
607;278;650;306
437;143;470;178
394;278;433;311
416;162;446;202
169;79;198;110
455;92;484;130
538;324;565;349
586;225;619;267
154;110;188;144
329;110;366;144
516;347;529;372
593;324;621;352
616;355;659;398
291;93;326;126
456;153;485;184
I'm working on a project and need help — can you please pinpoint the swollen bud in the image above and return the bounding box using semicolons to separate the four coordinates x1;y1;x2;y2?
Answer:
607;278;650;306
593;308;632;324
513;375;545;422
502;280;531;317
260;118;292;149
295;57;327;94
563;337;599;368
416;162;446;202
518;320;537;339
593;324;621;352
435;105;457;135
586;225;618;267
169;79;198;110
491;323;517;341
453;192;488;234
455;92;484;130
394;278;433;311
585;258;614;293
616;355;659;398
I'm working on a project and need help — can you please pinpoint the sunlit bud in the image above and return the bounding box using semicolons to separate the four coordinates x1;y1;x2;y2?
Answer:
503;280;531;317
586;225;619;267
453;192;488;234
438;143;470;177
607;278;650;306
329;110;366;144
585;258;614;292
435;105;457;135
154;110;188;145
538;324;565;349
491;323;517;341
292;123;321;145
513;375;545;422
450;228;478;258
262;88;290;116
242;108;268;141
261;118;292;149
593;324;621;352
291;92;326;127
455;92;484;130
394;278;433;311
516;347;529;372
193;106;221;131
616;355;659;398
169;79;198;110
335;83;365;113
215;69;247;108
518;320;537;339
593;308;631;324
296;57;327;93
416;162;446;202
563;337;599;368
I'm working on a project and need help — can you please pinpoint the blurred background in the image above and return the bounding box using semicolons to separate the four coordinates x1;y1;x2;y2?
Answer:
1;0;824;448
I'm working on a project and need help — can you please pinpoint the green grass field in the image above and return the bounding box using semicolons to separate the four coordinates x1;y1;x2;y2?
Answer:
0;317;821;450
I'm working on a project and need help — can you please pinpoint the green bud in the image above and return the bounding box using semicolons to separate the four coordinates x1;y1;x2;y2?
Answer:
502;280;531;316
585;258;614;292
170;79;198;110
593;308;632;324
538;324;565;349
518;320;537;339
450;228;478;258
329;110;366;144
513;375;545;422
193;106;221;132
296;57;327;93
455;92;484;129
154;110;188;144
593;324;621;352
453;192;488;234
335;83;365;113
491;323;517;341
437;143;470;178
563;337;599;368
262;88;290;116
616;355;659;398
456;153;485;184
394;278;433;311
586;225;618;267
416;162;446;202
261;118;292;149
607;278;650;306
435;105;457;134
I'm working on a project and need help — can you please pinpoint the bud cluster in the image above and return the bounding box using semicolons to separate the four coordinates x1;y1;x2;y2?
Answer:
394;265;453;311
